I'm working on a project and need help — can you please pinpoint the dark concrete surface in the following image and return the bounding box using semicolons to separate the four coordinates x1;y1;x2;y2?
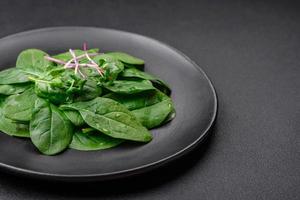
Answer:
0;0;299;199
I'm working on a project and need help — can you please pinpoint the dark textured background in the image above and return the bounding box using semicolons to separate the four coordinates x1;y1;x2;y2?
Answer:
0;0;299;199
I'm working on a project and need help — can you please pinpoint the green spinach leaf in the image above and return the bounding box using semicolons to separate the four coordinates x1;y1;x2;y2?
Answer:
30;98;73;155
16;49;52;77
105;90;175;128
74;79;102;102
63;110;85;127
162;107;176;124
103;80;155;94
131;99;174;129
70;129;123;151
0;83;32;95
107;52;144;65
0;68;30;84
0;97;30;137
3;88;37;122
120;68;171;94
34;79;69;104
93;54;124;81
60;97;152;142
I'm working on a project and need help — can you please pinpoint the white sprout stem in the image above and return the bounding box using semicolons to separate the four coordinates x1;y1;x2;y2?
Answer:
74;53;99;60
63;53;99;68
57;63;98;68
97;68;104;76
85;53;97;65
44;45;104;79
89;64;104;76
45;53;100;66
64;59;73;69
79;63;98;67
78;69;86;78
85;52;104;76
69;49;80;76
44;56;66;65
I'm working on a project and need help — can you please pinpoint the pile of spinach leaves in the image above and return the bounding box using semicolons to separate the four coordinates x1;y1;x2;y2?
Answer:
0;48;175;155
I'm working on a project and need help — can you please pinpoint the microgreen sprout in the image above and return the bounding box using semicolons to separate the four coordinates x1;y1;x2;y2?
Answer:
44;43;104;78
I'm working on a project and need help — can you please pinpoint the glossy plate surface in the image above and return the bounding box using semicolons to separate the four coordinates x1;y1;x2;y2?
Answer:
0;27;217;181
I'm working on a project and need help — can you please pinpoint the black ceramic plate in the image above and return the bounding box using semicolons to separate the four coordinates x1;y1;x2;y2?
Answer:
0;27;217;181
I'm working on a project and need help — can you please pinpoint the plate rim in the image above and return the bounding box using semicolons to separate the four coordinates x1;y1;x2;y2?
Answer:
0;26;218;181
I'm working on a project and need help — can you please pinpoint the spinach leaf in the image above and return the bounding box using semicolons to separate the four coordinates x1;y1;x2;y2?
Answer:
63;110;85;127
16;49;51;77
0;83;32;95
0;68;30;84
60;70;87;93
0;111;30;137
92;54;118;64
104;90;163;110
121;68;154;80
34;79;69;104
69;129;123;151
74;79;102;102
163;107;176;124
93;54;124;81
131;99;174;129
30;98;73;155
103;80;155;94
105;90;175;128
3;88;37;122
33;70;89;104
107;52;144;65
0;97;30;137
60;97;152;142
120;68;171;94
